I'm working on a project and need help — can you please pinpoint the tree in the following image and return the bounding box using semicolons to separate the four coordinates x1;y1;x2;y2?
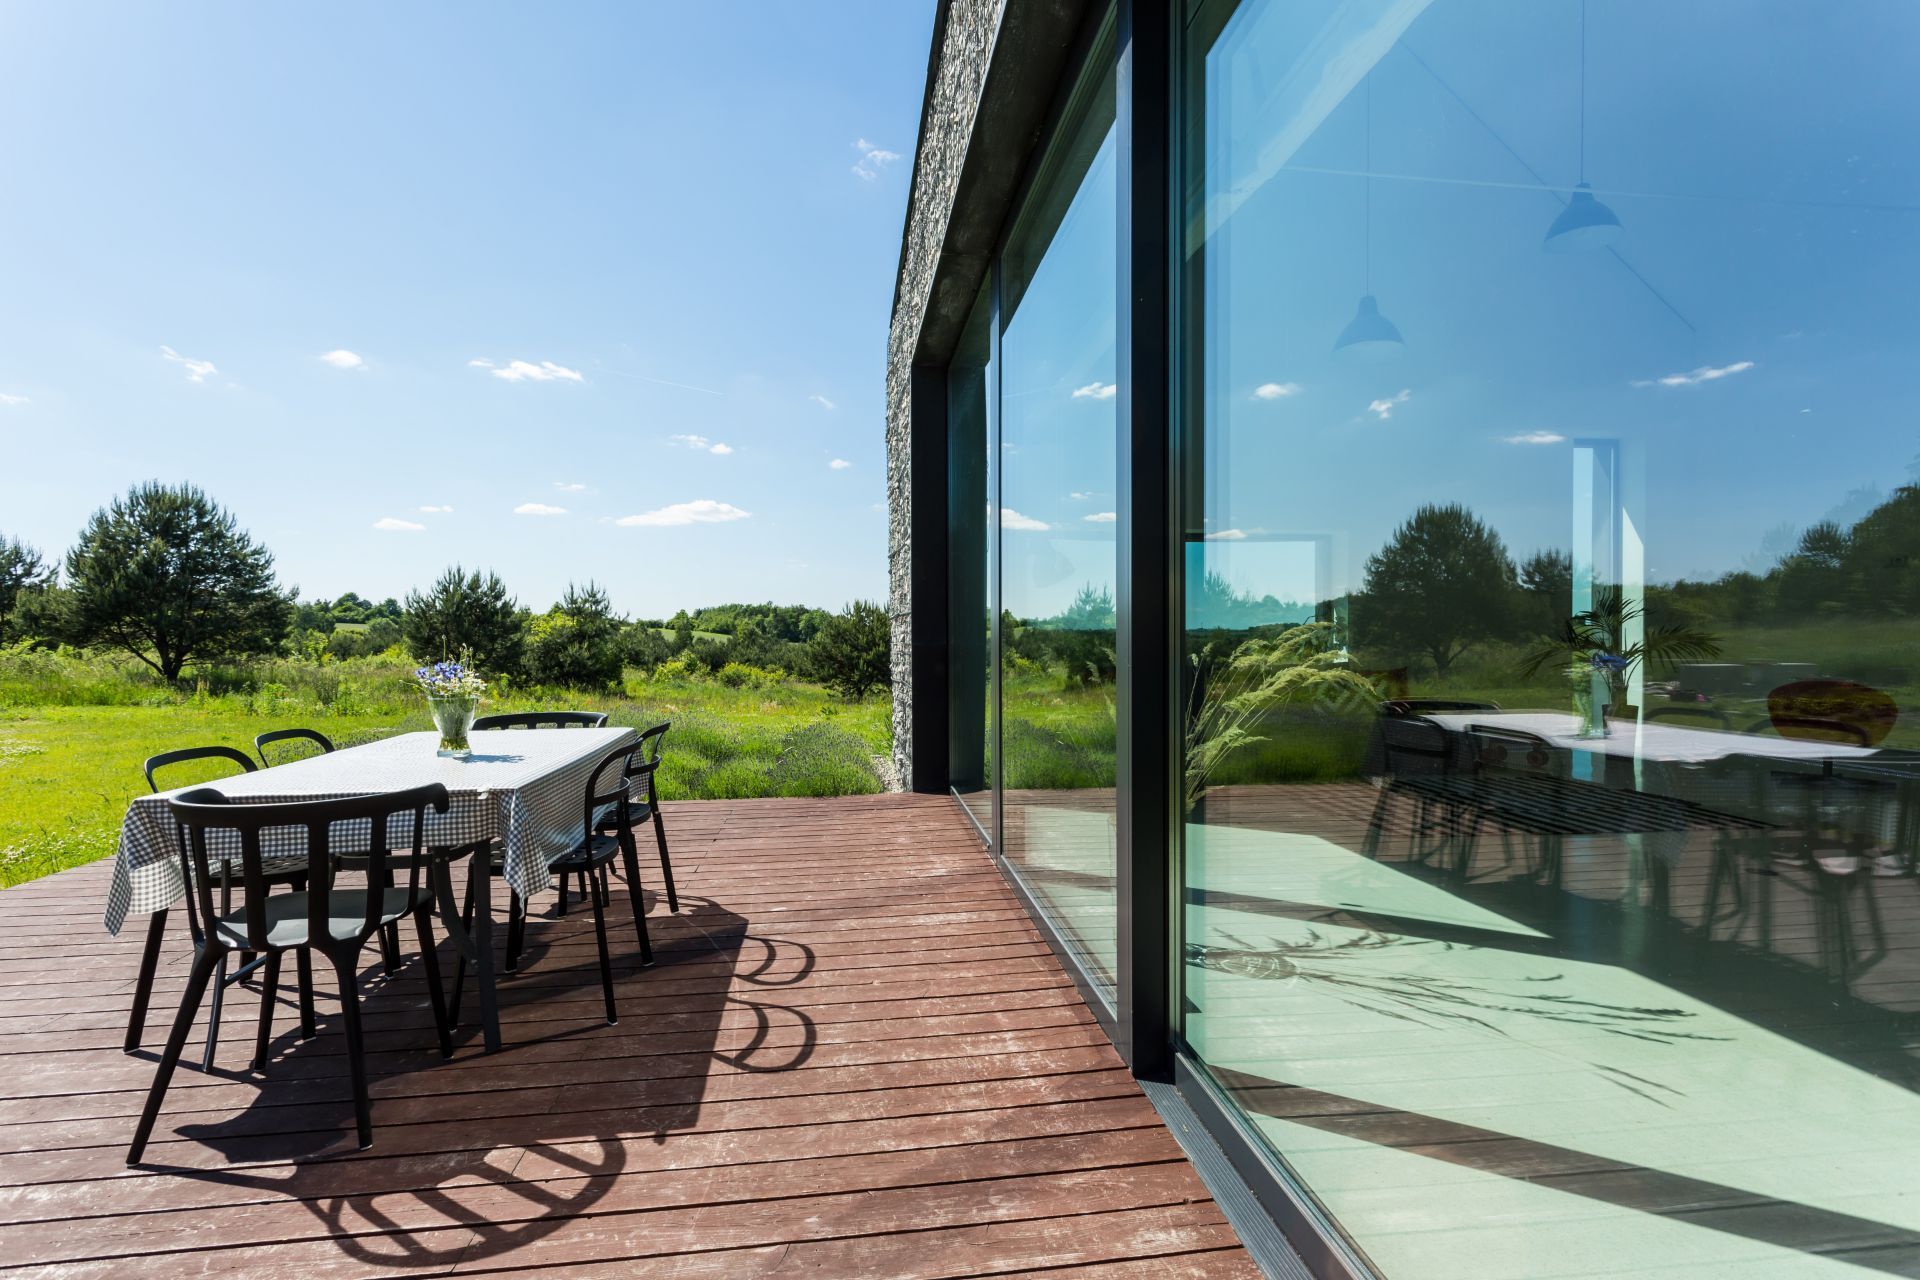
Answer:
807;600;891;700
525;582;626;690
1355;503;1517;678
0;535;53;642
61;482;295;681
403;566;526;677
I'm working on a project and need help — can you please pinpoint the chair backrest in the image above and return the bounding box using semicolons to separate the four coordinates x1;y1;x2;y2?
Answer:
585;743;639;841
472;711;609;731
1373;712;1455;777
166;783;449;952
1466;722;1560;776
254;727;337;767
623;722;671;808
144;746;256;794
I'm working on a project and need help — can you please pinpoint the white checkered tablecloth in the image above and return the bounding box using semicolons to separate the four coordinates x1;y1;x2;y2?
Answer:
104;727;638;935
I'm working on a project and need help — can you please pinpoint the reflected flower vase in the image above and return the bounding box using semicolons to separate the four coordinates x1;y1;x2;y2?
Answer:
1571;670;1618;739
428;695;480;757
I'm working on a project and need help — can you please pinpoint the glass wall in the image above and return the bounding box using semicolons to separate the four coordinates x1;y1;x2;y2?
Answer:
1178;1;1920;1276
997;15;1120;997
949;279;993;841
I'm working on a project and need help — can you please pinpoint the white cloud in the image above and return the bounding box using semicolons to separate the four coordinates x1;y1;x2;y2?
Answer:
1084;511;1117;523
513;502;567;516
373;516;425;532
829;458;852;470
670;433;732;455
319;349;365;371
418;504;454;514
851;138;902;181
616;499;752;527
1072;381;1118;401
1207;529;1253;541
1368;389;1412;420
1000;508;1050;532
709;442;734;455
0;393;26;407
486;359;583;383
1253;382;1302;401
810;394;837;410
554;481;588;493
1503;431;1567;446
467;358;494;368
1070;491;1095;501
160;345;217;383
1632;360;1756;388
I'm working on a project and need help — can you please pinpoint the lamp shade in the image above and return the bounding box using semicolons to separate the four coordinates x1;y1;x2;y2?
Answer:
1544;183;1623;252
1332;294;1404;362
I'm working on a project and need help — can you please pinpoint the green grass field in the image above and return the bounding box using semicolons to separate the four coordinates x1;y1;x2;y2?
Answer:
0;648;891;888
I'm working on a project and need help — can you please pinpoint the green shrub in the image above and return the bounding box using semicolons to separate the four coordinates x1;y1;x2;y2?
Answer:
768;723;883;796
717;662;784;690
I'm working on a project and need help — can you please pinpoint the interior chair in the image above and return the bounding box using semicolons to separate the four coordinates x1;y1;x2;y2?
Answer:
126;783;454;1164
128;747;311;1070
1361;702;1495;865
450;743;655;1027
253;727;336;767
472;711;609;731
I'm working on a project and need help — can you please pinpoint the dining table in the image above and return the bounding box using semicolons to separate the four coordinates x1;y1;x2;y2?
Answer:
105;725;640;1053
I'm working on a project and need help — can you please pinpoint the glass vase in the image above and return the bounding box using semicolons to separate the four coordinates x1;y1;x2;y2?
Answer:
1572;674;1611;739
427;694;480;757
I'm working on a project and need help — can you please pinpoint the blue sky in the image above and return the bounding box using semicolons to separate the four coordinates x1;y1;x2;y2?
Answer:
0;2;932;618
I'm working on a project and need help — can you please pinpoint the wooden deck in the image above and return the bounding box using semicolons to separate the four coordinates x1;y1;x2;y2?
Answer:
0;793;1256;1278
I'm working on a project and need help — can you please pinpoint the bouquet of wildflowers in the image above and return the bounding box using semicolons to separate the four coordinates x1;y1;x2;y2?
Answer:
416;659;488;699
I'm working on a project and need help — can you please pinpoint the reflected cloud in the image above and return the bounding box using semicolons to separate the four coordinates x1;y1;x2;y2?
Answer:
1632;360;1755;388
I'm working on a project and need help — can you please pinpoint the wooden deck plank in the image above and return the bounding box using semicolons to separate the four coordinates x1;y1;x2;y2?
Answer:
0;793;1253;1276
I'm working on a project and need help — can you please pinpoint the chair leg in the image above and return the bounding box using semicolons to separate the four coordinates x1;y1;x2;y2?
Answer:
505;891;527;973
295;948;316;1039
202;952;228;1073
412;905;454;1059
251;951;282;1072
557;871;571;918
619;834;655;966
651;809;679;913
378;868;401;976
449;871;478;1027
127;946;221;1166
588;867;617;1025
326;949;374;1150
124;908;170;1054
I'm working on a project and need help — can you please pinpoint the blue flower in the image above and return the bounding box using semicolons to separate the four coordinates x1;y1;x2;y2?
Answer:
1590;652;1629;673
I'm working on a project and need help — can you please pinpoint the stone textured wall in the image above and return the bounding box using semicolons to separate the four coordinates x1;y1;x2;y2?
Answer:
887;0;1004;790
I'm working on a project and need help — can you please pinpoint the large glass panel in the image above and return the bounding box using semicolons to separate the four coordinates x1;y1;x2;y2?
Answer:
1179;2;1920;1276
999;12;1120;996
949;278;993;841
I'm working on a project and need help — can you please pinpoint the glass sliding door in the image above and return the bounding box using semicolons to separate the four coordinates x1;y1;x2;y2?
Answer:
997;10;1121;997
1178;1;1920;1276
949;279;994;842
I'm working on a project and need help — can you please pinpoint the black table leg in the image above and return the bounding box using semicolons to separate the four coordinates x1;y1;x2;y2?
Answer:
124;908;169;1053
465;848;501;1053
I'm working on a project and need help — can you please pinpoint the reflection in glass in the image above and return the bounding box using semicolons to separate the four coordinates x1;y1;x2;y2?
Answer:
1179;1;1920;1275
999;15;1119;996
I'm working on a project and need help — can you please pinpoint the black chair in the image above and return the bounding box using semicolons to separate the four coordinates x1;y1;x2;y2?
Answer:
126;783;455;1164
472;711;609;731
452;743;655;1027
127;747;312;1070
1361;702;1495;863
254;727;336;767
597;722;678;914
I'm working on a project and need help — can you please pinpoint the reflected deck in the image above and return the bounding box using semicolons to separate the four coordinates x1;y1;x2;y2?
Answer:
1188;781;1920;1280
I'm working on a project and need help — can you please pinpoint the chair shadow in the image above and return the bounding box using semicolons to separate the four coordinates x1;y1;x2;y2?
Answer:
139;883;819;1272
